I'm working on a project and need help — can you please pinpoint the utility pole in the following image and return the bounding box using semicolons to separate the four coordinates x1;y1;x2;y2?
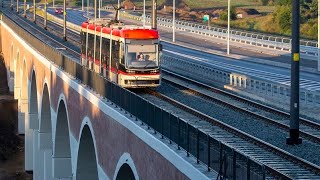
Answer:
23;0;26;17
152;0;157;29
318;0;320;71
117;0;120;21
143;0;145;27
98;0;100;18
44;0;47;30
87;0;89;19
82;0;84;11
63;0;66;41
33;0;36;23
227;0;230;55
53;0;54;8
172;0;175;42
16;0;18;13
94;0;96;21
286;0;302;145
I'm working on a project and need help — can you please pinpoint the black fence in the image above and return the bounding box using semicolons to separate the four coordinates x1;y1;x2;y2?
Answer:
2;14;271;179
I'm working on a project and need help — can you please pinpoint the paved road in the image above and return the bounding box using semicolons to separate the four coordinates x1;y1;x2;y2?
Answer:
45;8;320;91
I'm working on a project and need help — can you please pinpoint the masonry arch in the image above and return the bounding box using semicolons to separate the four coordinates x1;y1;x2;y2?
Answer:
39;82;52;179
29;70;41;178
14;50;20;89
29;70;39;130
21;60;28;100
76;122;99;180
53;98;72;178
10;43;13;71
113;153;139;180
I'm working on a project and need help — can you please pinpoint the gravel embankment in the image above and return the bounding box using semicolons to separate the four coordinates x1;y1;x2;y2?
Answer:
139;81;320;166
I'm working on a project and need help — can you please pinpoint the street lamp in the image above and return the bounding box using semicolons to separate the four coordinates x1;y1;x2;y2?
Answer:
23;0;26;17
143;0;145;27
227;0;230;55
318;0;320;71
172;0;175;42
44;0;47;30
117;0;120;21
33;0;36;23
16;0;18;13
99;0;100;18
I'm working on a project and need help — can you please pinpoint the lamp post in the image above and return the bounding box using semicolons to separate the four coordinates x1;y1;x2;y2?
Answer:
53;0;54;8
227;0;230;55
143;0;145;27
16;0;18;13
44;0;47;30
117;0;120;21
33;0;36;23
172;0;175;42
94;0;96;21
152;0;157;29
87;0;89;19
82;0;84;11
318;0;320;71
23;0;26;17
63;0;66;41
98;0;100;18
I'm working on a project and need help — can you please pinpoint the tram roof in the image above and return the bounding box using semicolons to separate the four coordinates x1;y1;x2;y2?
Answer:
81;22;159;39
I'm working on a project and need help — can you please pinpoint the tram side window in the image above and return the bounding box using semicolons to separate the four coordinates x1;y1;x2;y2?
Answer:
81;31;86;53
111;41;119;67
88;34;94;60
119;43;125;64
100;37;110;66
95;35;101;61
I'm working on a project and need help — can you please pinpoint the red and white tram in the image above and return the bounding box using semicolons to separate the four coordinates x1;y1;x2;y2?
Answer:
80;19;162;88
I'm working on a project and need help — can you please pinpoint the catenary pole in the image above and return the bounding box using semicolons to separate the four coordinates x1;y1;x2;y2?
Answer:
286;0;302;145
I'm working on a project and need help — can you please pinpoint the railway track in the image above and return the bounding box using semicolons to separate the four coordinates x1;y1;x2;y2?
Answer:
4;7;320;179
141;81;320;179
161;69;320;144
3;9;80;59
25;12;81;45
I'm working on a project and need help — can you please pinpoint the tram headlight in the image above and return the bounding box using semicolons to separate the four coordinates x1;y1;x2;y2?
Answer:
150;69;159;73
126;70;135;73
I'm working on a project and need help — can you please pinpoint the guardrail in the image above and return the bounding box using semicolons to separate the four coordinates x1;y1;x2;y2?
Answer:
161;54;320;110
120;12;318;58
2;13;276;179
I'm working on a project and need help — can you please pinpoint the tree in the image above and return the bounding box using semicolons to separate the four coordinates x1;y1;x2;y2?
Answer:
220;7;237;21
261;0;269;6
273;5;291;33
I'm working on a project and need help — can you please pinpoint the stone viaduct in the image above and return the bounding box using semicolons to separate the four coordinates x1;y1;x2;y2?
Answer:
0;14;210;179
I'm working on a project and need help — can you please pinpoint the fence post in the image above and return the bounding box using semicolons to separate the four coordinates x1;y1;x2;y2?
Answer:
169;114;172;144
153;106;156;134
177;117;180;150
197;128;199;164
147;101;150;129
233;149;236;179
161;109;164;139
247;158;251;180
187;123;189;157
207;134;210;171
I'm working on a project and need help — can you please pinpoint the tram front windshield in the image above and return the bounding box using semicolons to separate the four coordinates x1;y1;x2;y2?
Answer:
126;43;159;69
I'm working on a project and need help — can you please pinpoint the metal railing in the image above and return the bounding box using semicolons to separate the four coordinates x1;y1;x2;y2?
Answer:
1;14;282;179
121;12;318;57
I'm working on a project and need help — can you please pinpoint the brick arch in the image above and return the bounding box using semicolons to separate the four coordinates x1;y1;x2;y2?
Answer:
113;153;139;180
14;49;21;102
53;97;72;179
38;81;53;180
76;119;99;180
29;69;41;179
